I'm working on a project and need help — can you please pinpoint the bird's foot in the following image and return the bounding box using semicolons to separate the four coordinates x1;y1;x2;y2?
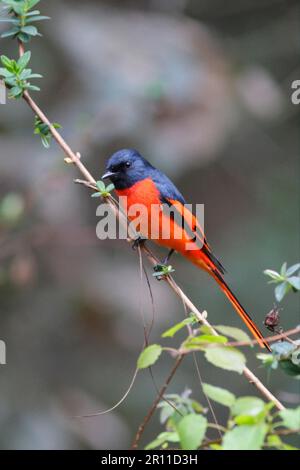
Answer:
153;263;175;281
132;236;146;251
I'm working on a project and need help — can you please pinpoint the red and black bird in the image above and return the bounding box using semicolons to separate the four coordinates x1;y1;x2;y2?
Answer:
102;148;270;350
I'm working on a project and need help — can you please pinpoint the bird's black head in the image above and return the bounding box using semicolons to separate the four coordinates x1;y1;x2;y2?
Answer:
102;149;154;189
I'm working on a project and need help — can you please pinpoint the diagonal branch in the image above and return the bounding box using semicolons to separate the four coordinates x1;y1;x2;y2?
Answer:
15;85;285;411
2;37;285;452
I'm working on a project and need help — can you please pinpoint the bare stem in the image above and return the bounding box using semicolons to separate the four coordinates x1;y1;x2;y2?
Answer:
8;39;285;450
130;355;184;449
19;86;285;406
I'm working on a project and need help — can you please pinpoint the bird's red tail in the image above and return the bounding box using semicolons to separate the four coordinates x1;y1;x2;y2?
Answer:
211;271;271;351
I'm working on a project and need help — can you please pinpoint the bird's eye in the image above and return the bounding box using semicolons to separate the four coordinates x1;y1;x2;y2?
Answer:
125;161;131;168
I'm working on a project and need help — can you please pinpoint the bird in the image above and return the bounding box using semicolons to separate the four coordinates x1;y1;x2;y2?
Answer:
102;148;270;350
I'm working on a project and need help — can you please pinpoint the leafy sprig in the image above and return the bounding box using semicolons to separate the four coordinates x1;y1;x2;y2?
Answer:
34;116;61;148
0;51;41;98
146;387;300;450
0;0;49;43
91;180;115;198
264;262;300;301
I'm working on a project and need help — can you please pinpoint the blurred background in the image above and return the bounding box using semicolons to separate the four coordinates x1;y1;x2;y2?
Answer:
0;0;299;449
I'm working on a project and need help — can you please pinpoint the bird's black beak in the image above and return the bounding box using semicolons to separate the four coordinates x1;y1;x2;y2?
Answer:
102;171;116;180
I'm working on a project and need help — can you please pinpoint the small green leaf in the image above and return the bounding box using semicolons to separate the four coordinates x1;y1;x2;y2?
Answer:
0;67;13;77
214;325;251;343
162;316;196;338
288;276;300;290
145;432;179;450
1;55;13;70
91;192;102;198
153;264;175;278
263;269;282;281
96;180;106;191
231;397;265;417
222;423;268;450
275;282;290;302
279;407;300;430
205;346;246;374
21;25;40;36
271;341;295;357
1;28;19;38
202;383;236;407
234;415;257;425
137;344;162;369
280;262;287;276
17;51;31;71
27;84;40;91
278;359;300;377
286;263;300;276
26;15;50;23
106;183;115;193
177;414;207;450
184;335;228;350
9;86;23;98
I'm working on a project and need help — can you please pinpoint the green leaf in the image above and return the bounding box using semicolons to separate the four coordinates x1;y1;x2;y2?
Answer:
222;424;268;450
96;180;106;191
28;0;41;8
162;316;196;338
204;346;246;374
26;15;50;22
214;325;251;343
275;282;290;302
9;85;23;98
263;269;282;281
286;263;300;276
184;335;227;350
288;276;300;290
278;359;300;377
280;262;287;276
1;28;19;38
0;18;19;23
106;183;115;192
1;55;13;70
0;67;13;77
202;383;236;407
145;431;179;450
279;407;300;430
271;341;295;357
137;344;162;369
199;325;214;335
17;32;31;43
176;414;207;450
267;434;282;449
234;415;258;425
231;397;265;417
21;25;40;36
27;84;40;91
17;51;31;71
91;192;102;198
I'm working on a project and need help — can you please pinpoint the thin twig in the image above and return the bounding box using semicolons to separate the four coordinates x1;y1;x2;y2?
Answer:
130;355;184;450
18;86;286;410
9;38;285;451
225;326;300;349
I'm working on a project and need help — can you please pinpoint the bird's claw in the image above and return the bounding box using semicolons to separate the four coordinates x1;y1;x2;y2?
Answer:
153;264;175;280
132;237;146;251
